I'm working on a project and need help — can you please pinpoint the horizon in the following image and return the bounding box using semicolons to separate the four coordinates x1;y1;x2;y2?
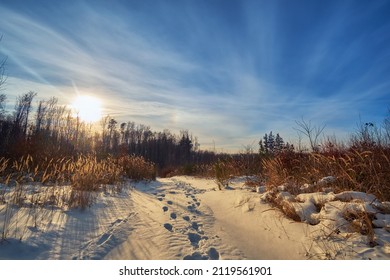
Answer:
1;0;390;152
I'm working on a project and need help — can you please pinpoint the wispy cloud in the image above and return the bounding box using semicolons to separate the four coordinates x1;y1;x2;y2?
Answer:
1;0;390;151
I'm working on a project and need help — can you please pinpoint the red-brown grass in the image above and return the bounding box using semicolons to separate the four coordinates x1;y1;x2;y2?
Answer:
261;146;390;201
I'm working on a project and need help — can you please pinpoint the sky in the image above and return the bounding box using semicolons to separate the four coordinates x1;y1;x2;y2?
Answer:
0;0;390;152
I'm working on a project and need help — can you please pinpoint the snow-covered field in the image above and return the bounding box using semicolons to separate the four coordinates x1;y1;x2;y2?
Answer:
1;176;390;260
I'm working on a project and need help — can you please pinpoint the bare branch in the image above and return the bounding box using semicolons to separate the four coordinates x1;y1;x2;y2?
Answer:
0;35;7;91
294;118;325;152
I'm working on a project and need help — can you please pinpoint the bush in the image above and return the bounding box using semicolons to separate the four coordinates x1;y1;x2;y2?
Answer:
118;155;156;181
71;155;123;191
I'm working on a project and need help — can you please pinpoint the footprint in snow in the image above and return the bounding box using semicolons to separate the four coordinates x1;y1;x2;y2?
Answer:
191;222;199;230
187;205;197;212
170;213;177;219
183;252;208;260
208;248;220;260
162;206;168;212
183;216;190;221
188;233;202;245
96;233;111;246
111;219;123;225
164;223;173;231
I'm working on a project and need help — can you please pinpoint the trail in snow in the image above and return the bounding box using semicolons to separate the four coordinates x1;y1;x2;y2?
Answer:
105;177;309;260
105;178;229;260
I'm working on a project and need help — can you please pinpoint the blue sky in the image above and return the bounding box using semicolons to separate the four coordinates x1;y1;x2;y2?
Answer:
1;0;390;151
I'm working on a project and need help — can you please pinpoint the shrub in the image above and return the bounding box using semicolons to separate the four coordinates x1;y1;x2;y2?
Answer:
118;155;156;181
71;155;123;191
214;159;234;190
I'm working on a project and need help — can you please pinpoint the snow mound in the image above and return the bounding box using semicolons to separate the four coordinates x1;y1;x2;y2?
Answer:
260;177;390;259
317;176;336;186
335;191;377;203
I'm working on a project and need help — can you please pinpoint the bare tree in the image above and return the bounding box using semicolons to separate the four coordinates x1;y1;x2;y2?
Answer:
0;94;5;120
0;35;7;118
294;118;325;152
13;91;37;138
0;35;6;91
0;64;5;91
100;115;111;152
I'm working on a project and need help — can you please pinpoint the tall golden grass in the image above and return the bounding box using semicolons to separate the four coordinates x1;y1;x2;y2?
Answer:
262;147;390;201
0;153;156;240
118;155;156;181
0;154;156;209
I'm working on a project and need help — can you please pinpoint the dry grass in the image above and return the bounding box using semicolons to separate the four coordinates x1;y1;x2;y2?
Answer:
0;153;156;211
159;163;216;178
259;146;390;256
71;155;123;191
261;147;390;201
213;154;262;190
0;153;158;241
261;189;302;222
342;206;376;246
0;153;156;186
118;155;156;181
214;159;231;190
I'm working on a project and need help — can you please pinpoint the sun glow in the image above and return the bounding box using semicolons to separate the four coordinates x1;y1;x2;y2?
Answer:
71;95;102;123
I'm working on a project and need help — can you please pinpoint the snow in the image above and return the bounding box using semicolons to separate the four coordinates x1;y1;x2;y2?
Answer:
1;176;390;260
334;191;377;203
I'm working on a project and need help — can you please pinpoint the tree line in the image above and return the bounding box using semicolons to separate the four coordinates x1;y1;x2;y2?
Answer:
0;90;216;170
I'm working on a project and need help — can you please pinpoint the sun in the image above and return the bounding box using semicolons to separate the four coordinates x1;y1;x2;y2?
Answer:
71;95;102;123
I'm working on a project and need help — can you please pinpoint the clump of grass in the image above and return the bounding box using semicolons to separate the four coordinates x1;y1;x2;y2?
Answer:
336;148;390;200
68;189;97;209
261;150;316;190
342;206;376;246
261;188;302;221
0;157;9;177
158;166;177;178
160;163;215;178
262;156;290;188
244;177;262;190
71;155;123;191
214;159;233;190
69;155;125;208
118;155;156;181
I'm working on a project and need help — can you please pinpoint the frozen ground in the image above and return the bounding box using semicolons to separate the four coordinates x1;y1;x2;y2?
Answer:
1;176;389;260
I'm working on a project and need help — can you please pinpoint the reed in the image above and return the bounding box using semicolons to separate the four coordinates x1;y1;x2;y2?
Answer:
261;146;390;201
0;152;159;241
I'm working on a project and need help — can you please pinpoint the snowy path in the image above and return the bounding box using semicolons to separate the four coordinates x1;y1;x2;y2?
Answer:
105;178;226;260
105;177;309;260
